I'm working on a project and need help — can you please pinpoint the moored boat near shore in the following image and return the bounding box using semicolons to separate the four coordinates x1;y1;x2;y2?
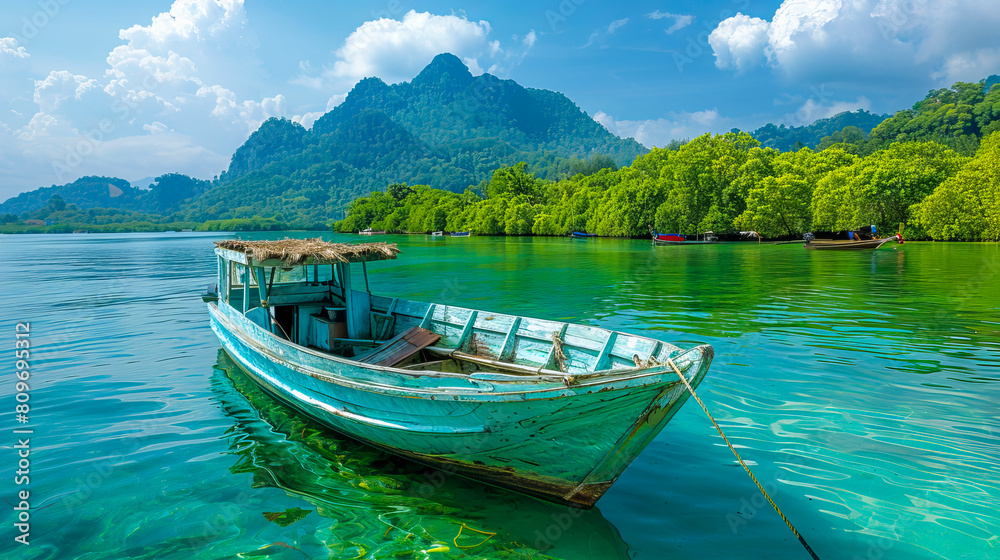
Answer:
804;234;903;250
652;230;718;245
205;238;713;507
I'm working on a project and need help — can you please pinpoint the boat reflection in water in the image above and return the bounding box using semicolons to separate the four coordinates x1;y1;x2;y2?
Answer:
211;349;633;559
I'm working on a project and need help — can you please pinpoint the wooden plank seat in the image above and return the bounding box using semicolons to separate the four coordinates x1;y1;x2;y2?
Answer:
350;326;441;367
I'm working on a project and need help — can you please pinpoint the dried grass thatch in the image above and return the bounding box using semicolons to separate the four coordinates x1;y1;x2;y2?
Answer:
215;238;400;265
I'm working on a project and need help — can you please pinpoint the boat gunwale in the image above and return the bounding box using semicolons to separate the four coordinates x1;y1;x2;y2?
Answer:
208;301;709;400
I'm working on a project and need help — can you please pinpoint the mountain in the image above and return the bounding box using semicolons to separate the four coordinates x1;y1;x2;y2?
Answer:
180;53;647;225
751;109;890;151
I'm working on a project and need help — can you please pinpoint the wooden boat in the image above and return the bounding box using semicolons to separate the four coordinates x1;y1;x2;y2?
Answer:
652;230;718;245
570;232;598;239
205;238;713;507
450;231;470;237
359;228;386;235
804;234;903;250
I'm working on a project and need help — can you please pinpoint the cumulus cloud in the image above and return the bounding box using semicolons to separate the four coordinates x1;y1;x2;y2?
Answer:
709;0;1000;82
1;37;30;60
708;14;770;73
292;10;534;93
594;109;735;147
647;10;695;34
328;11;492;84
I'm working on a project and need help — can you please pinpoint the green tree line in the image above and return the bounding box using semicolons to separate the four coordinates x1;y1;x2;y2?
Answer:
336;130;1000;241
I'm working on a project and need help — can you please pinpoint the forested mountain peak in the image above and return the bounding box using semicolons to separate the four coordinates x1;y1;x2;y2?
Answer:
410;53;475;91
223;117;311;181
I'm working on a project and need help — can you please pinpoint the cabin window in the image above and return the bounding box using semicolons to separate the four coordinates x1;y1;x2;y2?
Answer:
270;265;337;286
230;262;258;287
273;266;306;284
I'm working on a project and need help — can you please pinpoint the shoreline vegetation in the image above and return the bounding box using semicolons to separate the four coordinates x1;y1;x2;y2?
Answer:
332;131;1000;242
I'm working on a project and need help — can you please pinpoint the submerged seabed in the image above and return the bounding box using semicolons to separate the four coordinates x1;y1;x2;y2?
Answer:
1;232;998;559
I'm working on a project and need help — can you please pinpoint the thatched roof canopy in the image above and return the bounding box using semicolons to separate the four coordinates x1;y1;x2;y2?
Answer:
215;238;400;266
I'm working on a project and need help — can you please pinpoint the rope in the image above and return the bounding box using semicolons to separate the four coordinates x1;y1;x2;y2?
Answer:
666;359;821;560
453;523;496;549
633;353;661;369
551;331;568;372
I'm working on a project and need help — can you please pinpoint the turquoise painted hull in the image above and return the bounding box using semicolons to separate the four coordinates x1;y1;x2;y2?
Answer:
207;298;712;507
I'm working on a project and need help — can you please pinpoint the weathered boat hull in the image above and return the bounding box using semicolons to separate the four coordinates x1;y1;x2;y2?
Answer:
207;301;712;507
652;239;718;245
804;235;901;250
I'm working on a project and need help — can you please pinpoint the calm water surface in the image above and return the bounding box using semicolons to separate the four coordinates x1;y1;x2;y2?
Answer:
1;232;998;559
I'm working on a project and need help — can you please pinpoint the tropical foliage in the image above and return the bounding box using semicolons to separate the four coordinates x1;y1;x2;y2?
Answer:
337;129;1000;242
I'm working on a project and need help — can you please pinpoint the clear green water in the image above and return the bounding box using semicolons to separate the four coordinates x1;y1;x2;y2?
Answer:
2;232;998;559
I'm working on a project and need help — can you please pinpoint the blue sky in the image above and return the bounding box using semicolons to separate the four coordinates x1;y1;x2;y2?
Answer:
2;0;999;201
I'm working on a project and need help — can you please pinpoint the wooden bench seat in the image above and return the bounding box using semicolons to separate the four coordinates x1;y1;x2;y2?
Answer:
351;326;441;367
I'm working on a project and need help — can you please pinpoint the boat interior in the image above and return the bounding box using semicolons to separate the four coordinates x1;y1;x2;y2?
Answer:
215;252;674;377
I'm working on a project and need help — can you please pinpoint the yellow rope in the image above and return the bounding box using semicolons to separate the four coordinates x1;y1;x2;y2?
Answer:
666;359;821;560
453;523;496;549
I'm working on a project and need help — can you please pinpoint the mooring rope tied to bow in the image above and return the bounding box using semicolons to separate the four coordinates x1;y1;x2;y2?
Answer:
453;523;496;549
666;359;821;560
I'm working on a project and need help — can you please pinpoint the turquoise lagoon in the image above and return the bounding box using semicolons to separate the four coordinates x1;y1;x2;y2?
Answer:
1;232;997;559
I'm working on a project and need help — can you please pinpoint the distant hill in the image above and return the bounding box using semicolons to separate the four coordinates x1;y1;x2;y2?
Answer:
868;77;1000;155
0;173;213;217
751;109;890;151
0;177;143;215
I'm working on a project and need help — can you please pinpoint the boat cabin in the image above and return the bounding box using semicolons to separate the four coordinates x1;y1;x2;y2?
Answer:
213;238;402;355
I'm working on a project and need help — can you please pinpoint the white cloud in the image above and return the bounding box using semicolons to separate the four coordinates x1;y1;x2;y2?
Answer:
594;109;734;147
647;10;694;34
309;11;535;88
583;18;630;49
710;0;1000;82
1;37;30;60
933;48;1000;84
290;93;346;128
118;0;246;46
709;14;770;73
328;11;493;85
523;30;538;48
0;38;35;131
33;71;102;115
781;96;872;127
607;18;629;34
